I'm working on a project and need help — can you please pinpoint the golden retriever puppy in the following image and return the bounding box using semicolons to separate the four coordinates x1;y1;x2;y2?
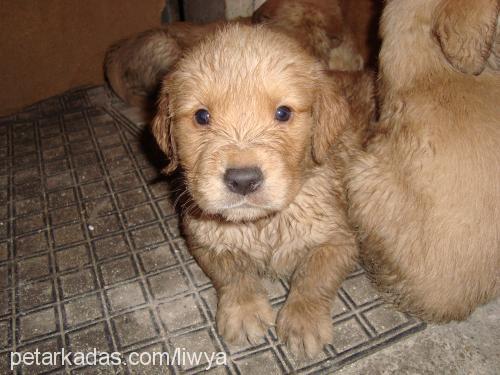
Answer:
151;24;374;358
346;0;500;322
252;0;376;70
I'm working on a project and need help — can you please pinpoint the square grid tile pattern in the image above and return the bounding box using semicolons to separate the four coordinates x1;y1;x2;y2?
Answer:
0;87;425;374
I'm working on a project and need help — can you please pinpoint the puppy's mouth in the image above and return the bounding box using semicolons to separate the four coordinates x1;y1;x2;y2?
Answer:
216;198;275;222
222;200;263;210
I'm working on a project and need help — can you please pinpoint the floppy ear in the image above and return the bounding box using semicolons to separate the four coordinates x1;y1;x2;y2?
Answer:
151;81;178;174
311;75;350;164
433;0;499;75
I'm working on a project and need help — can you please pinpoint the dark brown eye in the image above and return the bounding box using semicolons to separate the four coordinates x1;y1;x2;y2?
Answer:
195;109;210;125
275;106;292;122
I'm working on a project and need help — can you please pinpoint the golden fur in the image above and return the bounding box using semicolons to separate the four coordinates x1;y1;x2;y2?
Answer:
104;0;376;110
253;0;376;70
104;21;244;110
346;0;500;322
152;25;374;358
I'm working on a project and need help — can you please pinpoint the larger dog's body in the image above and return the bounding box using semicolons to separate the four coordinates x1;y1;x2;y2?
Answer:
347;0;500;321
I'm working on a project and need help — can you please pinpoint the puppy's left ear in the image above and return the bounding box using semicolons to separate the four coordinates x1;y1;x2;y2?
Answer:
433;0;499;75
311;75;350;164
151;78;178;174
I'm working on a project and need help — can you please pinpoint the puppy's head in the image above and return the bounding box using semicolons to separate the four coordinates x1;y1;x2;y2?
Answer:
152;25;348;222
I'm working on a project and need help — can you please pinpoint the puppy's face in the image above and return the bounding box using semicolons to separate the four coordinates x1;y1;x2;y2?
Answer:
153;26;348;222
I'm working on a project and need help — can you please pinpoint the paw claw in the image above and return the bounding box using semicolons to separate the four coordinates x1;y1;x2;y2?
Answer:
216;295;275;345
277;299;333;359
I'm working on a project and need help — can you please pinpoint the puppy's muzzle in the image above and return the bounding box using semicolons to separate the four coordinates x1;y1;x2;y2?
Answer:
224;167;263;196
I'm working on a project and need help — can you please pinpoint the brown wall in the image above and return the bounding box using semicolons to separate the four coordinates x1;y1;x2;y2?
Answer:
0;0;165;116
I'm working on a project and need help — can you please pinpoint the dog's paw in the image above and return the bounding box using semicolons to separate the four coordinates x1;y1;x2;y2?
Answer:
216;294;275;345
277;299;333;359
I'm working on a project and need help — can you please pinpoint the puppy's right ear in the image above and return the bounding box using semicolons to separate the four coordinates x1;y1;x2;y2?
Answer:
433;0;499;75
151;81;178;174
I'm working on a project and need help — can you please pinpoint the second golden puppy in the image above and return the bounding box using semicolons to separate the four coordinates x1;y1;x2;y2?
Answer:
152;25;372;357
347;0;499;322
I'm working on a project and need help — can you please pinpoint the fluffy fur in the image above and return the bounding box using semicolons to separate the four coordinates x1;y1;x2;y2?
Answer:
152;25;374;358
104;20;244;110
104;0;376;109
346;0;500;322
253;0;376;70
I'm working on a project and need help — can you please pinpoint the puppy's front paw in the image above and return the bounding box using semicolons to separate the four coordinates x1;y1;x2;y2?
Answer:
216;294;275;345
277;299;333;358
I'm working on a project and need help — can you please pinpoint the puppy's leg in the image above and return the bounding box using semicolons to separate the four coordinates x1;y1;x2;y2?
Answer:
277;234;357;358
191;246;274;345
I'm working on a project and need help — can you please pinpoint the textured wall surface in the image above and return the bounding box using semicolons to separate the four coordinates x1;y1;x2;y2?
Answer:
0;0;165;116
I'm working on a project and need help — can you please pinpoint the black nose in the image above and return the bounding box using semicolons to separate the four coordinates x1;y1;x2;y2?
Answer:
224;167;263;195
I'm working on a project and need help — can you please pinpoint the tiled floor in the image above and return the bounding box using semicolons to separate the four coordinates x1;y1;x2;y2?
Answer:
0;86;425;374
